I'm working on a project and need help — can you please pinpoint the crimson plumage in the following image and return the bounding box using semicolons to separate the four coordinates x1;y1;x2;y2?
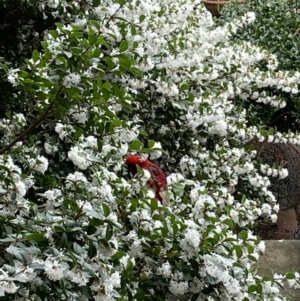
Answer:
125;155;169;206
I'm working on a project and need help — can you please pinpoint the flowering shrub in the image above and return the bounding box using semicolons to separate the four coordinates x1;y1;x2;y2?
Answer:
1;0;300;300
219;0;300;131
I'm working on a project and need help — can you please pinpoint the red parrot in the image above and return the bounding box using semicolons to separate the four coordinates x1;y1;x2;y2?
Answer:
125;155;169;206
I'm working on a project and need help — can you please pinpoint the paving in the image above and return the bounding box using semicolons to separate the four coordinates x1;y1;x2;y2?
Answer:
257;240;300;301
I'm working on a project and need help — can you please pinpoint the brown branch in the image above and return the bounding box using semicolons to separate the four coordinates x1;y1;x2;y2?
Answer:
0;11;19;31
294;28;300;36
0;85;64;154
0;23;11;31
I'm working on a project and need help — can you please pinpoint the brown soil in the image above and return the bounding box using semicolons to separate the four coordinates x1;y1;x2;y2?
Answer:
256;209;298;240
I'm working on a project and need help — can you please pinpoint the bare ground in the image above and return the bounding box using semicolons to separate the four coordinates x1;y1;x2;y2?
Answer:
256;209;297;240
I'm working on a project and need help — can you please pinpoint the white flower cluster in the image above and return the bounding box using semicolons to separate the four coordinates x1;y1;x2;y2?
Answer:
0;113;27;143
28;155;49;173
1;0;300;300
201;253;242;297
260;164;289;179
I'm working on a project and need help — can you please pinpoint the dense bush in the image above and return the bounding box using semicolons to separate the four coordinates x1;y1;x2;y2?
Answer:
219;0;300;132
1;0;300;300
0;0;58;117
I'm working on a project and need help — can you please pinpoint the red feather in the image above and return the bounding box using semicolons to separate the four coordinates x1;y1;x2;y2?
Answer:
125;155;169;206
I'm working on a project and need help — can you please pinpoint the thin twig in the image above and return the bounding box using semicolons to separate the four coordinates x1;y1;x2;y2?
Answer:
0;85;64;154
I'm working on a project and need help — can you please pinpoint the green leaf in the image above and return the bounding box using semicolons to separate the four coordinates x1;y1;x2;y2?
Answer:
8;246;29;264
248;285;257;293
105;57;115;69
71;47;83;56
102;82;112;90
120;40;128;52
105;226;113;241
0;237;15;242
139;15;146;22
32;49;39;62
23;78;34;84
268;127;274;135
87;210;103;219
149;233;160;241
161;225;168;237
173;222;179;235
223;218;234;229
102;203;110;217
102;88;110;101
172;183;185;197
73;242;84;255
131;26;137;36
89;34;97;45
93;0;100;6
148;140;155;148
260;129;268;137
63;199;80;212
152;214;163;221
59;232;68;248
239;230;248;240
247;244;254;254
130;139;142;150
88;240;97;259
150;199;158;210
235;245;243;258
49;30;59;39
26;233;47;242
129;66;142;77
97;139;103;151
119;56;133;69
139;129;148;136
286;272;296;279
180;83;190;90
256;283;262;294
90;20;101;31
3;264;14;274
248;255;258;262
92;48;102;58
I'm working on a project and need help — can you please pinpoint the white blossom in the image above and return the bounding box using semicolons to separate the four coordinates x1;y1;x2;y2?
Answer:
0;0;299;300
63;73;81;88
44;142;58;154
169;279;189;295
42;189;62;201
150;141;163;159
0;281;19;294
44;258;67;281
104;272;121;293
28;155;49;173
68;146;91;170
157;262;172;278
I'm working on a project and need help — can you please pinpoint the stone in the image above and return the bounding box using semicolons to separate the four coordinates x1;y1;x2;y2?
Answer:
257;240;300;301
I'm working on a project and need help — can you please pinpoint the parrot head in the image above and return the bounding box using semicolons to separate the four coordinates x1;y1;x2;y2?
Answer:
125;155;145;179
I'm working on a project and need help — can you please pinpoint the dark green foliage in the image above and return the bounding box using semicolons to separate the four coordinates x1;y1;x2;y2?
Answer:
0;0;57;117
221;0;300;70
218;0;300;132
